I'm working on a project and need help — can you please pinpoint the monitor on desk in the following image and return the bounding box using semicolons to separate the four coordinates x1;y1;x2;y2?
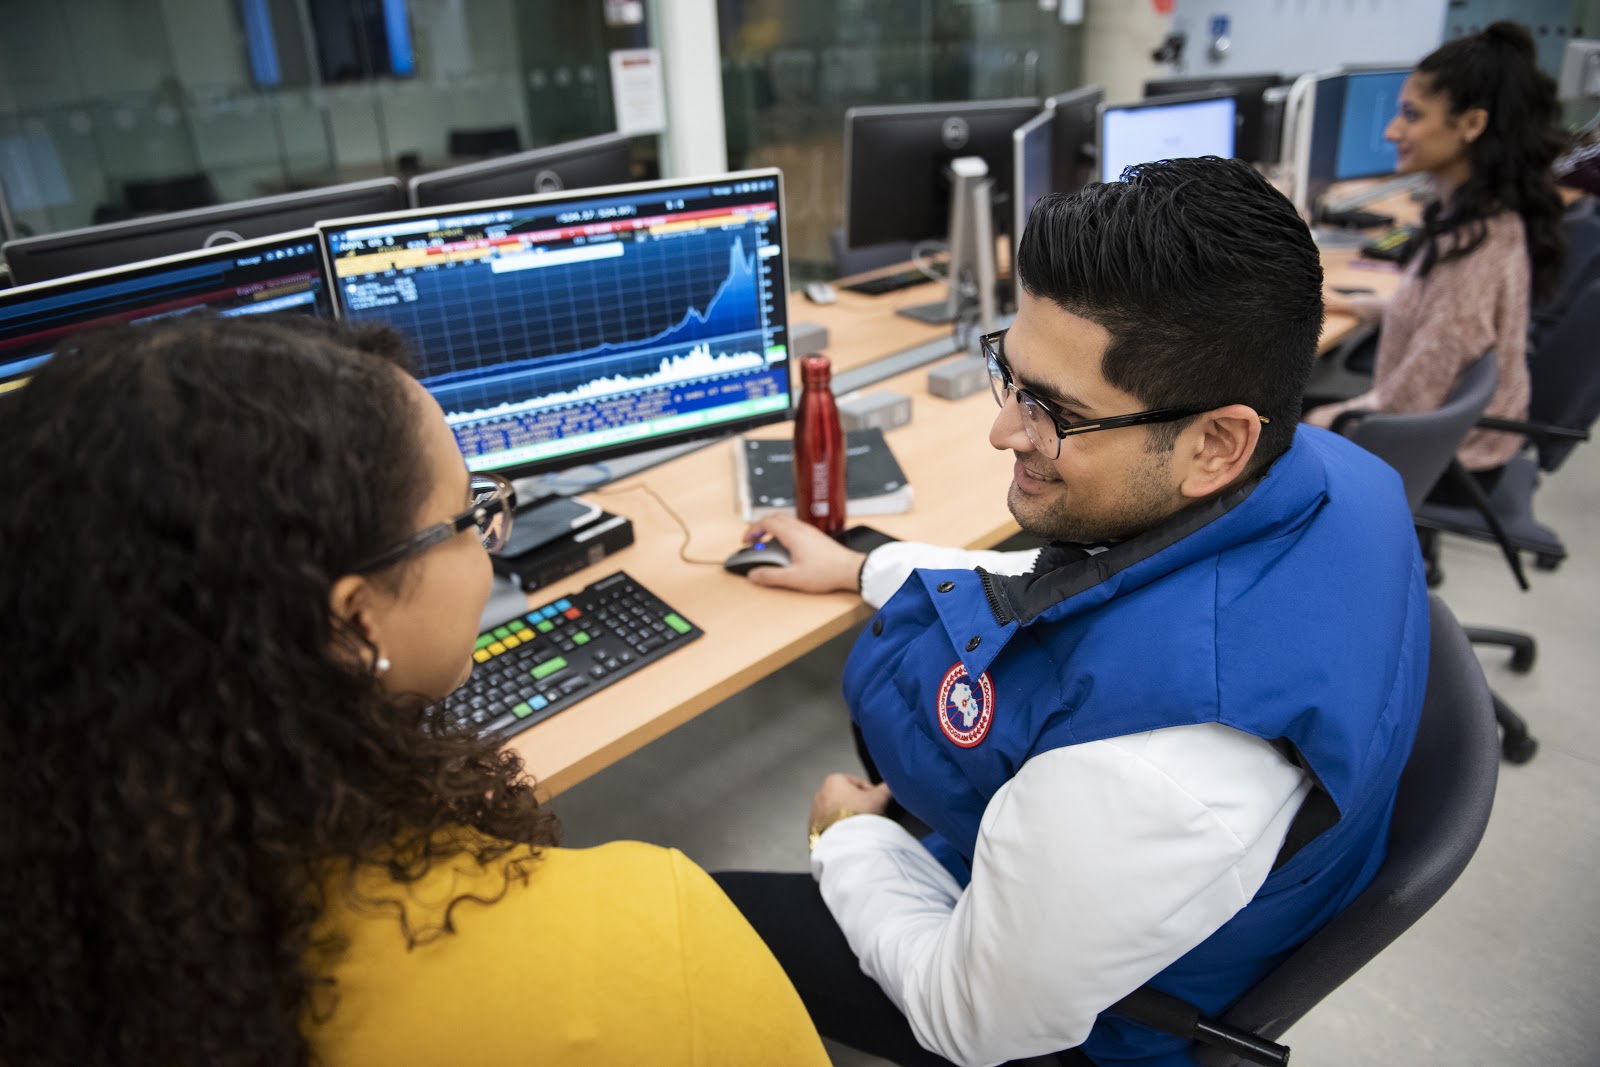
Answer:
1045;85;1104;197
1012;108;1055;248
843;98;1042;250
1098;91;1239;184
319;170;793;481
0;178;404;286
1301;68;1407;216
409;133;635;208
1143;73;1284;163
0;230;330;395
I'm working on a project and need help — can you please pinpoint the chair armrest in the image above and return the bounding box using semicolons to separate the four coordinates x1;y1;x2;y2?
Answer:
1110;987;1290;1067
1474;416;1590;443
1329;408;1371;437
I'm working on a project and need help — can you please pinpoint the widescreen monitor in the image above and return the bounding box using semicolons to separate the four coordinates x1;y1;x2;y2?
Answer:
1098;91;1239;184
409;132;635;208
1012;108;1054;248
1046;85;1104;196
0;178;404;286
319;170;793;479
1301;69;1407;213
1143;73;1284;163
843;97;1041;249
0;230;330;395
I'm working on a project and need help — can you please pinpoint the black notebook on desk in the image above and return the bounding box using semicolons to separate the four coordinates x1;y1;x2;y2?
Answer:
734;428;913;521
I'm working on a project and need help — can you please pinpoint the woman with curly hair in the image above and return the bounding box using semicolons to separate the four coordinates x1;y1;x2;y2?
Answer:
1305;20;1567;502
0;315;828;1067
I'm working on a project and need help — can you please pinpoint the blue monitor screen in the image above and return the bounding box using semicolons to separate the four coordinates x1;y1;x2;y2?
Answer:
1335;71;1406;181
0;231;329;396
320;172;792;477
1100;96;1238;184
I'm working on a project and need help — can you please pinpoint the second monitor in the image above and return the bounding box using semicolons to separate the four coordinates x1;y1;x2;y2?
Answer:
320;171;793;481
1098;90;1239;185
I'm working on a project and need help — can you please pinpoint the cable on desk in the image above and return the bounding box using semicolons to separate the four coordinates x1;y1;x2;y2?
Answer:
595;482;727;567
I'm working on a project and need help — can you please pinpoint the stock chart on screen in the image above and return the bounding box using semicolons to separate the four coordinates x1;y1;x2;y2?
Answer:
320;173;791;476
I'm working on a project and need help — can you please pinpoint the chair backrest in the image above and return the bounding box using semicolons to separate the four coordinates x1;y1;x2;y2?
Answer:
1338;349;1499;511
1201;594;1499;1062
1529;202;1600;349
828;226;916;280
1527;275;1600;471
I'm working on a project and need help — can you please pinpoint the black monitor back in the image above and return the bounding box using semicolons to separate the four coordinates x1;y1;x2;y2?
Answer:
1;178;405;286
1144;73;1285;163
844;98;1041;249
409;133;634;208
1047;85;1104;195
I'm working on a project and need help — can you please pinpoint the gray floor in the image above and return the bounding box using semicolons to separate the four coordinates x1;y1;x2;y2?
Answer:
553;451;1600;1066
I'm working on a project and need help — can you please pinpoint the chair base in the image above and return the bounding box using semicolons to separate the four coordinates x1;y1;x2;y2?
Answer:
1493;692;1539;764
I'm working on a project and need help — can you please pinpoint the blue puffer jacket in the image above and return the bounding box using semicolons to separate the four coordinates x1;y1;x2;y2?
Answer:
842;426;1430;1066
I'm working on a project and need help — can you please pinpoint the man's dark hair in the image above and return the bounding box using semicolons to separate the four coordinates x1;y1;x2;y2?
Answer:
1016;156;1323;474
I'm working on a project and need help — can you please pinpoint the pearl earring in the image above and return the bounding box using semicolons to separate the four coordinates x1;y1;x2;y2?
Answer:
375;655;392;675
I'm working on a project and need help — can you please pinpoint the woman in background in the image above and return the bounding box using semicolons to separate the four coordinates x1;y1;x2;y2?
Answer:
0;315;828;1067
1305;20;1566;502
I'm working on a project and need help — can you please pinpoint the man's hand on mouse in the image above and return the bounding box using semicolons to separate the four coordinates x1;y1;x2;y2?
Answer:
741;513;867;594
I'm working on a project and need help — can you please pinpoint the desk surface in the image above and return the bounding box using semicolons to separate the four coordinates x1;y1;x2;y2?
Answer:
502;224;1404;796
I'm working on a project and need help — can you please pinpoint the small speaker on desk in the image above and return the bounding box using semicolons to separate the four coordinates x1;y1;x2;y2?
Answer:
791;321;830;357
927;355;989;400
839;390;913;433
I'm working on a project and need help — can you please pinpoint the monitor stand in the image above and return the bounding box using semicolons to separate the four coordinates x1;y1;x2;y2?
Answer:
898;156;999;335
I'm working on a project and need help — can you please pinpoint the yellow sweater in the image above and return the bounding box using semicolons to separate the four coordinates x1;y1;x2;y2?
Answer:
307;840;829;1066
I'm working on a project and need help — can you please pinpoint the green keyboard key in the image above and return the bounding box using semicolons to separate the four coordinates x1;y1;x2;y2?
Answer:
511;702;533;718
536;620;555;633
475;634;496;651
493;625;511;640
573;631;590;645
508;620;527;632
531;656;567;681
663;613;692;635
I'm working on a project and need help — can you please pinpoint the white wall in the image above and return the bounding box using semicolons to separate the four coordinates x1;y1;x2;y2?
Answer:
1083;0;1172;105
1169;0;1448;77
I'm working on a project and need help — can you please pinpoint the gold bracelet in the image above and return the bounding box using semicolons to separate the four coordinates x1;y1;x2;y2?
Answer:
808;808;861;851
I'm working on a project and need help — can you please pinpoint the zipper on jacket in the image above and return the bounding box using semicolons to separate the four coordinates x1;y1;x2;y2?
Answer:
979;570;1015;625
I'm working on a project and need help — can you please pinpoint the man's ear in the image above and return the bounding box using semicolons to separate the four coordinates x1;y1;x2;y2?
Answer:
1176;404;1264;500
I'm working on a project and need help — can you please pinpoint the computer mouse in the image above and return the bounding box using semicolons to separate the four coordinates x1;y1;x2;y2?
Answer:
723;538;793;576
804;281;837;305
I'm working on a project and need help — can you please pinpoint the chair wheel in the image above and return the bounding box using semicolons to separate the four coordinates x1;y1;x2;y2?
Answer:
1501;732;1539;764
1535;554;1561;571
1510;645;1537;673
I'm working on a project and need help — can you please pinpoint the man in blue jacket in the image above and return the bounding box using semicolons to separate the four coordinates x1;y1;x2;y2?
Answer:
717;157;1429;1067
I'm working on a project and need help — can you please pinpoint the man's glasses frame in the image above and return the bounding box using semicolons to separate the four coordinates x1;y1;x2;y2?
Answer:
354;472;517;574
979;330;1267;459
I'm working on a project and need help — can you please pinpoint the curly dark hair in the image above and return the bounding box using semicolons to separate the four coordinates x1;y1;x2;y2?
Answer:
0;315;559;1066
1412;20;1567;299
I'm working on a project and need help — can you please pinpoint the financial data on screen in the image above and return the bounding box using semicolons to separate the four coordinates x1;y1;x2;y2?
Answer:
321;173;792;476
0;232;329;396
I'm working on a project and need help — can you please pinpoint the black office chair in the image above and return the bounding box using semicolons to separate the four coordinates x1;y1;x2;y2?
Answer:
1110;593;1500;1066
1317;351;1539;762
448;127;523;158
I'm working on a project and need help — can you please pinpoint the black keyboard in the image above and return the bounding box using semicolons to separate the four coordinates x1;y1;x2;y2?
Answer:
442;571;702;739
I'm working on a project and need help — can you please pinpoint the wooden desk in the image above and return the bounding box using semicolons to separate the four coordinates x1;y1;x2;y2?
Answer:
504;359;1016;796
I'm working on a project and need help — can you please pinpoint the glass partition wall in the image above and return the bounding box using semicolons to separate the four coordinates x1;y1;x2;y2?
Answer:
0;0;632;241
719;0;1084;278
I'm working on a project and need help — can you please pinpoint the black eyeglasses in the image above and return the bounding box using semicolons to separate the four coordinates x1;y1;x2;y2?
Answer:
353;472;517;574
980;330;1267;459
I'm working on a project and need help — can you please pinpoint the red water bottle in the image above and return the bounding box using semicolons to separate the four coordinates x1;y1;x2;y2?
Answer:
793;354;846;535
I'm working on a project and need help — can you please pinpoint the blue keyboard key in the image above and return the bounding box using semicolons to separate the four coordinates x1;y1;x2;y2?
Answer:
554;598;573;611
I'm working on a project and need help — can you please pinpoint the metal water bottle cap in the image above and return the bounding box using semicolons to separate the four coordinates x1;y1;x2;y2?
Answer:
800;353;833;387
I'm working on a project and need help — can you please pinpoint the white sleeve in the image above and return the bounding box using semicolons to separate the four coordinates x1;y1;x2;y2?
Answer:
810;722;1312;1067
859;542;1042;609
